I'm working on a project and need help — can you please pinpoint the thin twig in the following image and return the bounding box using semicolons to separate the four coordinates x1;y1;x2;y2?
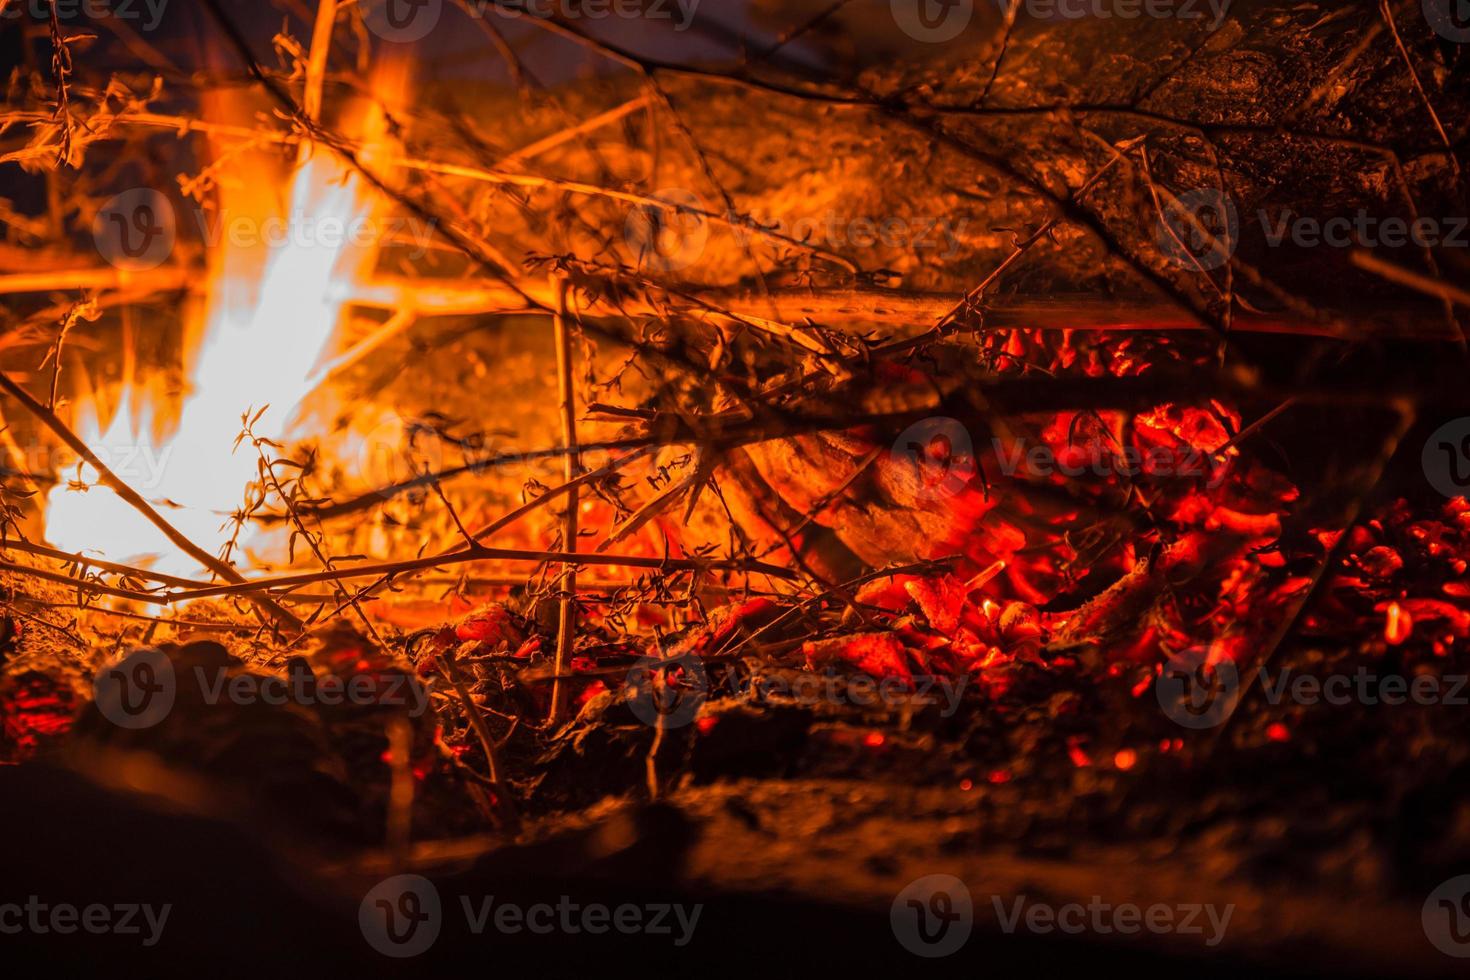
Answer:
1225;398;1418;732
0;558;165;603
241;419;383;642
434;644;517;830
169;546;798;601
495;94;651;169
935;135;1146;332
299;447;659;627
549;274;578;725
0;539;208;588
1378;0;1460;180
1351;250;1470;308
301;0;338;123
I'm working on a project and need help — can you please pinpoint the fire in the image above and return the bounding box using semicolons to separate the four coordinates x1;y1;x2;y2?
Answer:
45;76;405;579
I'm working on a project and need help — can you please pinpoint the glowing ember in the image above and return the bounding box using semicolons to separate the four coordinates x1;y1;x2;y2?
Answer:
1384;601;1412;646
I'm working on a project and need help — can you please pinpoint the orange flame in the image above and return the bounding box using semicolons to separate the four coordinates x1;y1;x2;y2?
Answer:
46;69;410;578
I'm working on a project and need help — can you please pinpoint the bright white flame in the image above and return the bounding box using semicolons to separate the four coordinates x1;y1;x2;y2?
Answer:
45;156;371;577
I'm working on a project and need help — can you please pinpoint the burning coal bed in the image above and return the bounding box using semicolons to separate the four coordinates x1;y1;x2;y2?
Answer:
2;1;1469;975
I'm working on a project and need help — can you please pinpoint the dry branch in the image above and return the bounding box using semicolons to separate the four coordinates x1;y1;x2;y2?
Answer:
1351;251;1470;309
548;274;578;725
0;539;208;588
170;545;798;602
0;558;163;603
12;265;1456;342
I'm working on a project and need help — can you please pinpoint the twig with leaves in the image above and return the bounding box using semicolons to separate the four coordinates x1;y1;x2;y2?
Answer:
237;408;385;644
